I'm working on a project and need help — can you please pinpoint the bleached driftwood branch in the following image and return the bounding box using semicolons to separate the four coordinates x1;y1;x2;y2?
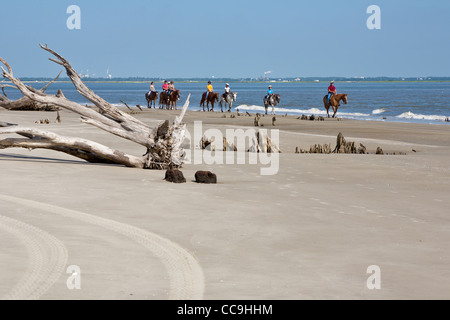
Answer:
0;45;191;169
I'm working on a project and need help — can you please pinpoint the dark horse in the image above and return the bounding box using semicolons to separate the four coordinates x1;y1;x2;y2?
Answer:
323;93;348;118
264;94;281;115
200;92;220;112
159;91;169;109
168;90;181;110
145;91;159;108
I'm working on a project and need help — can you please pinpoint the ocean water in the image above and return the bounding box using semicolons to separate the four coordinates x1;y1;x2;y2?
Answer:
7;81;450;125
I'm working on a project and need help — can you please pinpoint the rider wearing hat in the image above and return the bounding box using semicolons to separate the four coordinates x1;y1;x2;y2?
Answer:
224;83;231;98
327;80;337;105
266;85;274;101
207;81;213;100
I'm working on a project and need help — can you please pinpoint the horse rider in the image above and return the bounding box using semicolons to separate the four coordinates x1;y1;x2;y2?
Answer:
224;83;231;99
265;85;274;102
162;80;169;93
168;81;175;96
207;81;214;100
327;80;337;105
149;81;157;95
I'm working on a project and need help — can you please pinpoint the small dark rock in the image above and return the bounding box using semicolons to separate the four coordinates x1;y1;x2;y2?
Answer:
195;171;217;184
309;115;315;121
164;169;186;183
301;115;308;120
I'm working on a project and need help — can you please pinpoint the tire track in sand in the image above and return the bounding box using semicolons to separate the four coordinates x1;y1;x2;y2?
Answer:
0;215;68;300
0;194;205;300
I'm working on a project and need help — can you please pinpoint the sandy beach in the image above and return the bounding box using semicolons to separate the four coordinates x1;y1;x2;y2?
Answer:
1;107;450;300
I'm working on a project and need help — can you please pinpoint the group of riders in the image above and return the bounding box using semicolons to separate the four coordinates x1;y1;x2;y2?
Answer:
146;79;344;117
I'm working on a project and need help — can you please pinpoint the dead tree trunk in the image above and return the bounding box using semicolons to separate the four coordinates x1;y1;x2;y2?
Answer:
0;45;190;169
0;70;62;111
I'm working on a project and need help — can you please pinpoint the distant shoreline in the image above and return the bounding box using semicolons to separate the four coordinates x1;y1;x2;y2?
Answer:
14;80;450;85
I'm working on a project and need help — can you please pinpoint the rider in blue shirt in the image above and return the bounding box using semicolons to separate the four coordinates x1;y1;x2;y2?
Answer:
266;85;274;101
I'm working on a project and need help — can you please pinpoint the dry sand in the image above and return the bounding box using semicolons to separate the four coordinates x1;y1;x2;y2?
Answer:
1;107;450;300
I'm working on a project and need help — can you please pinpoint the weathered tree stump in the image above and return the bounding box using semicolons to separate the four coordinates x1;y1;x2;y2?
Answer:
376;147;384;155
333;132;357;154
358;143;368;154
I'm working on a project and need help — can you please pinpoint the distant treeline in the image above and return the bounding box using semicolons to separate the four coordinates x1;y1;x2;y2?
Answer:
13;76;450;83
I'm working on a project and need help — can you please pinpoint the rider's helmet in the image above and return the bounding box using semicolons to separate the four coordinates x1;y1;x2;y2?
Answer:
269;85;272;88
226;83;229;86
331;80;334;84
208;81;211;84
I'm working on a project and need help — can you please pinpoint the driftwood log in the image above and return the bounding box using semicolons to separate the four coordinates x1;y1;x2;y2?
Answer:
0;44;190;169
0;70;62;111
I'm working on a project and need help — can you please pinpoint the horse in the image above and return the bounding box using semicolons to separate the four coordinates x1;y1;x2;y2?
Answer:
145;91;159;108
219;92;237;113
263;94;281;115
159;91;169;109
168;90;181;110
200;92;220;112
323;93;348;118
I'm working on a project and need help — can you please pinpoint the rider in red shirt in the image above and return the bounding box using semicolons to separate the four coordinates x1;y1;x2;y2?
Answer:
162;80;169;92
327;80;337;105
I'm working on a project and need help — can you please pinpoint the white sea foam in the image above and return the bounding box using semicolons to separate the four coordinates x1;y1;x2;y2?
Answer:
372;108;387;115
397;111;449;122
235;104;370;117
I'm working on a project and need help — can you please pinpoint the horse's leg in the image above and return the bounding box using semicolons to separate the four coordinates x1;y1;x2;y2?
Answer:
324;99;329;118
333;105;338;118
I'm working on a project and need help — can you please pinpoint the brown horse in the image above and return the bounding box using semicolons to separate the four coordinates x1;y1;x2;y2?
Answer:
323;93;348;118
168;90;181;110
200;92;220;112
145;91;159;108
159;91;169;109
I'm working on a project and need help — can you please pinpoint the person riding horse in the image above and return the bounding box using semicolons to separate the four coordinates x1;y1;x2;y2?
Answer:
162;80;169;92
224;83;231;99
145;81;159;108
263;85;280;115
323;80;348;118
168;81;175;97
149;81;157;94
327;80;337;106
265;85;274;101
220;85;237;112
207;81;213;100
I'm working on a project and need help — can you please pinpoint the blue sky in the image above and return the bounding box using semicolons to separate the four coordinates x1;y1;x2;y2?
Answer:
1;0;449;78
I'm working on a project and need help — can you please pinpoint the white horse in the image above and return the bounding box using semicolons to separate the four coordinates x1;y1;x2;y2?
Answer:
219;92;237;112
264;94;281;115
